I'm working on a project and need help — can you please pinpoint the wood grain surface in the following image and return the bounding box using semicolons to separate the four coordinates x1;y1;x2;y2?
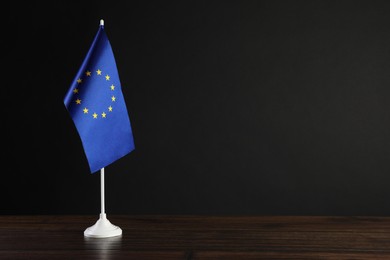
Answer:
0;215;390;259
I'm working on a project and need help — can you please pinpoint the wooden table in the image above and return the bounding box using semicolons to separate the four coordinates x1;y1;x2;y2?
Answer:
1;215;390;259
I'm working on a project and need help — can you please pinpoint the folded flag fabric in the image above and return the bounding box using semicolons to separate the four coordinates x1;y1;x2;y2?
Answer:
64;22;135;173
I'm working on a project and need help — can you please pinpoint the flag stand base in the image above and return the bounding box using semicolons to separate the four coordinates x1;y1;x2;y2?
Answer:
84;213;122;238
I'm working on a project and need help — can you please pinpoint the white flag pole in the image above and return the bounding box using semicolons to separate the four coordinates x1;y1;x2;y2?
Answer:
101;167;105;215
83;18;123;239
84;167;122;238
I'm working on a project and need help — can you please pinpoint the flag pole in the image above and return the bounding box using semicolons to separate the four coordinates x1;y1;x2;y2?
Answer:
101;167;105;216
84;167;122;238
83;167;123;238
83;18;123;239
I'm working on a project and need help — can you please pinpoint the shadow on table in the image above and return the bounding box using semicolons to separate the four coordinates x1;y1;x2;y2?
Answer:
84;235;122;260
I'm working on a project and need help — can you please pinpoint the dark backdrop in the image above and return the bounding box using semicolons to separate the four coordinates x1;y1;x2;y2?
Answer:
4;0;390;215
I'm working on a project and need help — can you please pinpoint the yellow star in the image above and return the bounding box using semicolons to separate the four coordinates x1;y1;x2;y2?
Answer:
86;71;92;76
108;106;113;112
75;99;81;104
83;108;88;114
96;69;102;75
105;75;110;81
102;112;107;118
73;88;79;94
110;84;115;90
111;96;116;102
77;78;82;84
92;113;98;119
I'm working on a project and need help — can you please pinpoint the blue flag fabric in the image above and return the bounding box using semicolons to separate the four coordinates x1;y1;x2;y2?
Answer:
64;24;135;173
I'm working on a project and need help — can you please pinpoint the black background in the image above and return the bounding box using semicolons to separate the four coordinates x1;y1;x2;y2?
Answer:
4;0;390;216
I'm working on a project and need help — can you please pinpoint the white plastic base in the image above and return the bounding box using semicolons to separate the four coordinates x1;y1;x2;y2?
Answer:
84;213;122;238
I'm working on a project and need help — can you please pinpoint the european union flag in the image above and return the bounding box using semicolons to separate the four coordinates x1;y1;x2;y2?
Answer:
64;21;135;173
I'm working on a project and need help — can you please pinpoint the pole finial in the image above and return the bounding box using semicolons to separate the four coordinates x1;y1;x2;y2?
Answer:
100;19;104;26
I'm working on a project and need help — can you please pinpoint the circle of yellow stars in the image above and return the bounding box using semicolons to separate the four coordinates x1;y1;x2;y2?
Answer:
72;69;116;119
